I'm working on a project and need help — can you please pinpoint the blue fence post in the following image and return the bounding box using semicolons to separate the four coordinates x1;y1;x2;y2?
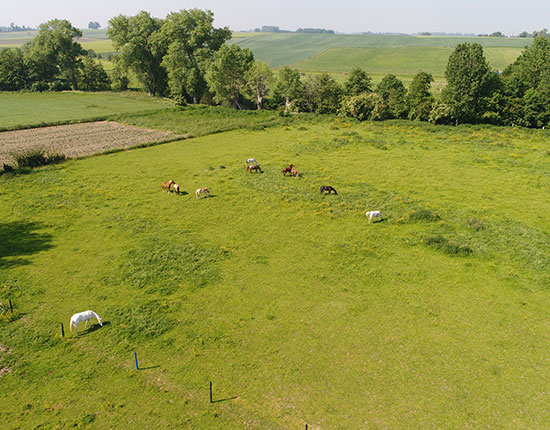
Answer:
134;351;139;370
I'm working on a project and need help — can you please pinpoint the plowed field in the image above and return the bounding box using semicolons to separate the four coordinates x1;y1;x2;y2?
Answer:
0;121;180;165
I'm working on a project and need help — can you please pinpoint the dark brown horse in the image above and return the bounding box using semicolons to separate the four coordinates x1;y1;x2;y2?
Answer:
282;164;295;176
320;185;337;194
248;164;261;173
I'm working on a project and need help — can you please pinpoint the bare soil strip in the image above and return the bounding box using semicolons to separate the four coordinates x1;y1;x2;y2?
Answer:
0;121;181;166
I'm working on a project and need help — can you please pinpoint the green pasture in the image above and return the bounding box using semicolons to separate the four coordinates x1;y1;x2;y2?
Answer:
2;102;550;428
295;46;524;76
0;91;173;130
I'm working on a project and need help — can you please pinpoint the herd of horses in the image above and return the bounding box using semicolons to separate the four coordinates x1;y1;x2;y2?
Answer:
161;158;382;220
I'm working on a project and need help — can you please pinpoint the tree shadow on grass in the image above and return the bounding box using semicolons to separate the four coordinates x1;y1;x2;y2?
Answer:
0;221;54;268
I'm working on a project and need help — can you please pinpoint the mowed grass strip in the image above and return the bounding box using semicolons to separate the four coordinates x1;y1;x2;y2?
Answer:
1;115;550;428
0;91;174;130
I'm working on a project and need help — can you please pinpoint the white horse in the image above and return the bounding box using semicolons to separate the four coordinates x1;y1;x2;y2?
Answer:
70;310;103;335
365;210;383;223
172;183;180;194
246;158;258;167
196;187;210;199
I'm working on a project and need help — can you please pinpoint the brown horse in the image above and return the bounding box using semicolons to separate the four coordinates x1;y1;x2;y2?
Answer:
290;167;299;177
162;179;175;192
248;164;261;173
282;164;295;176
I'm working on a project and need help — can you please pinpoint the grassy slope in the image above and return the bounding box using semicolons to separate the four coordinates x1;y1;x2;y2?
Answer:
2;110;550;428
0;92;173;130
231;33;532;67
294;46;523;76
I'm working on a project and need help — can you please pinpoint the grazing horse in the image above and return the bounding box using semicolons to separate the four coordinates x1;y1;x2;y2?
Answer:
70;310;103;335
162;179;175;192
282;164;295;176
320;185;337;195
290;166;299;178
248;164;261;173
365;210;383;223
173;183;180;194
196;187;210;199
246;158;258;167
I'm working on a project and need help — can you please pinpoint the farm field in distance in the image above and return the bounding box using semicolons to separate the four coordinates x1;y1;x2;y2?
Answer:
1;93;550;428
1;30;532;89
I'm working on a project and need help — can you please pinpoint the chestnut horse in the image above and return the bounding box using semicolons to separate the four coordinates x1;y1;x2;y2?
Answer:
282;164;295;176
320;185;337;195
162;179;175;192
248;164;261;173
290;167;299;177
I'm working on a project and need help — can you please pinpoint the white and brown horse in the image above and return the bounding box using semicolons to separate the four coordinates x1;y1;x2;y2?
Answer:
196;187;210;199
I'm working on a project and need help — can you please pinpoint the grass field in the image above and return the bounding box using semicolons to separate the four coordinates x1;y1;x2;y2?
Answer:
0;91;173;130
2;96;550;428
231;32;532;68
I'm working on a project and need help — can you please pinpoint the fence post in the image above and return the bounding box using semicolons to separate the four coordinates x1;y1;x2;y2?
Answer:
9;299;13;313
134;352;139;370
60;322;64;337
209;381;213;403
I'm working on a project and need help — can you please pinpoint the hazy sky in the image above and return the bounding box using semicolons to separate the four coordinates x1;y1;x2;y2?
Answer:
3;0;550;35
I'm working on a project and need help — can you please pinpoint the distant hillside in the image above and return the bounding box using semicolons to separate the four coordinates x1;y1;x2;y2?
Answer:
231;32;532;68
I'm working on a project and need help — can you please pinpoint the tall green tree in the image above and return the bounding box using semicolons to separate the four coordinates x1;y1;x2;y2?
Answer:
108;11;167;96
443;43;493;123
300;73;343;114
406;72;435;121
160;9;231;104
206;44;254;109
273;66;302;110
0;48;28;90
78;56;111;91
246;61;273;110
344;67;372;96
376;74;408;119
26;19;85;89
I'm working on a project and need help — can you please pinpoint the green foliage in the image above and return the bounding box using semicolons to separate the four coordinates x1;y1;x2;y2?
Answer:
344;67;372;96
429;102;454;124
78;56;110;91
161;9;231;104
0;48;28;90
27;19;86;90
206;44;254;109
12;149;65;169
299;73;343;114
339;93;378;121
375;74;408;119
273;66;303;109
443;43;493;123
107;11;167;96
246;61;273;109
406;72;434;121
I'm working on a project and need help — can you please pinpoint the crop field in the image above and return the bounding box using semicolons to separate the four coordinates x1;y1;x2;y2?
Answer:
231;32;532;68
2;95;550;428
0;91;173;131
0;121;179;166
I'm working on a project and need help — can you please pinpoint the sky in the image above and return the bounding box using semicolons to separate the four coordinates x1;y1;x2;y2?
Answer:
3;0;550;35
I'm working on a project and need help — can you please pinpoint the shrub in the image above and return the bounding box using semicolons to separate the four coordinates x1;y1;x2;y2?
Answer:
2;164;14;173
13;149;66;169
408;208;440;221
424;235;473;256
468;217;487;231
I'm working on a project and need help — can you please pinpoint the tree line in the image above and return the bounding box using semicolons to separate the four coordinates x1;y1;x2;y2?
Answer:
1;9;550;128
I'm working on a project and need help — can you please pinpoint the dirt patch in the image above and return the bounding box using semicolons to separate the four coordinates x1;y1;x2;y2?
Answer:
0;121;181;165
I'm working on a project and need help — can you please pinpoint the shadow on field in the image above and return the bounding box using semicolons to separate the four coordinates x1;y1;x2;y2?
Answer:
212;396;238;403
138;365;160;371
0;221;54;268
79;321;111;336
